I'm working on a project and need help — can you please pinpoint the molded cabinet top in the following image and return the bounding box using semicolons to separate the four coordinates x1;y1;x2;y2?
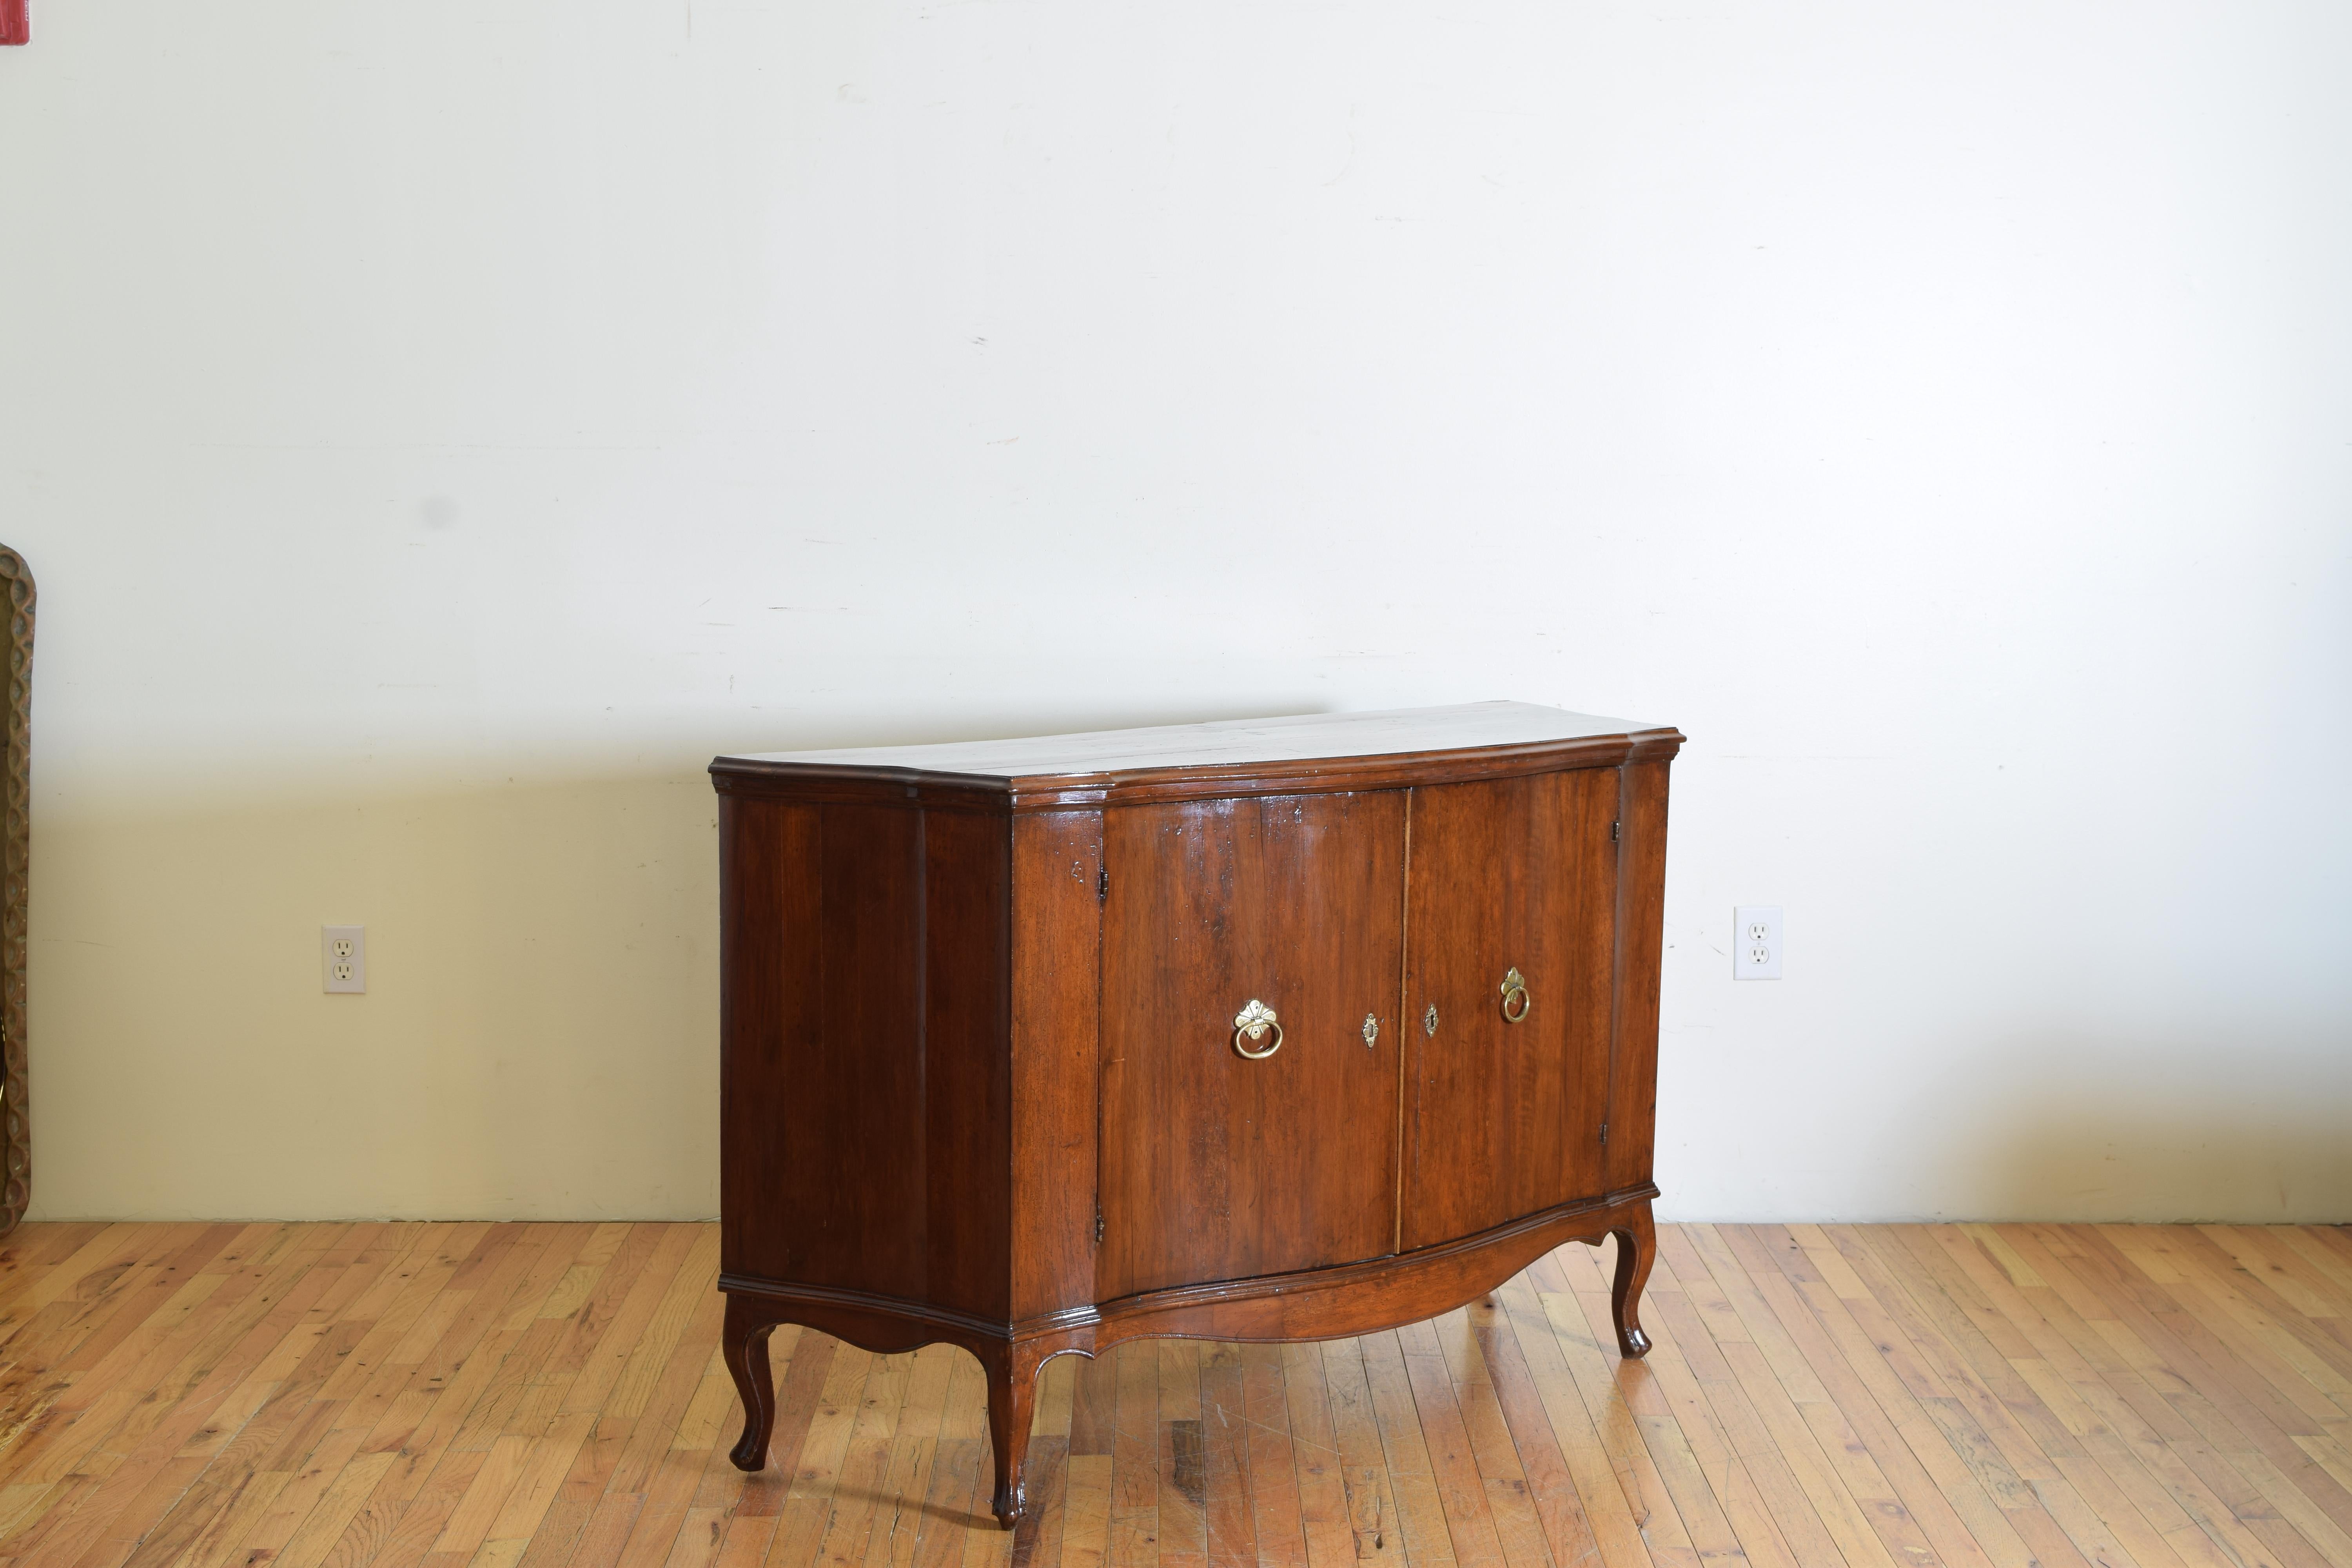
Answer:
713;701;1682;810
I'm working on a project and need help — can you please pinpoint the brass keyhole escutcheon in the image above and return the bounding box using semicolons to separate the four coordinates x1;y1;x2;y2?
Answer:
1499;967;1530;1024
1362;1014;1379;1047
1232;999;1283;1060
1423;1003;1439;1037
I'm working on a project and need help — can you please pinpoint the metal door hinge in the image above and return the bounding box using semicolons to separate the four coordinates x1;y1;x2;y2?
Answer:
1094;1210;1105;1244
1600;1121;1610;1145
1610;820;1622;842
1096;866;1108;901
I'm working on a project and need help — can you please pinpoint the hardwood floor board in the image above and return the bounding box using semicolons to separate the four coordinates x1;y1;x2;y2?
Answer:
867;1345;958;1557
1659;1286;1898;1566
1489;1281;1653;1568
276;1449;403;1568
1192;1346;1254;1568
1069;1355;1118;1463
1541;1283;1712;1568
1059;1455;1111;1568
757;1334;839;1503
1465;1299;1601;1568
7;1224;2348;1568
2161;1249;2352;1416
1106;1345;1161;1568
0;1226;155;1344
2;1226;305;1484
1986;1229;2319;1568
2064;1230;2352;1549
2014;1231;2350;1568
807;1348;916;1568
1152;1343;1206;1565
2270;1231;2352;1317
1735;1225;2010;1568
1313;1339;1403;1568
1238;1342;1308;1568
1394;1319;1511;1568
1356;1333;1460;1568
907;1435;985;1568
1275;1345;1350;1568
1640;1286;1825;1563
549;1228;681;1395
559;1492;645;1568
1430;1307;1530;1485
2083;1234;2351;1428
1006;1436;1067;1568
609;1497;689;1568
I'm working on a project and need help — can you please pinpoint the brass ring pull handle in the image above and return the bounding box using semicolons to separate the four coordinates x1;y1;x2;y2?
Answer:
1499;967;1531;1024
1232;999;1283;1060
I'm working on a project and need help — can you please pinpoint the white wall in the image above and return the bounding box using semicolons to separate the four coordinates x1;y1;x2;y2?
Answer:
3;0;2346;1223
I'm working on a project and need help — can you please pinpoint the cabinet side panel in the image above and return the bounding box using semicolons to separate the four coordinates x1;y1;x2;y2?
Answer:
924;809;1014;1320
1008;809;1104;1321
1605;761;1671;1193
720;796;928;1298
720;794;816;1282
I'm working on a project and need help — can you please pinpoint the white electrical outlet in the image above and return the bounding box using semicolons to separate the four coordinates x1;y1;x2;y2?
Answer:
323;926;366;993
1733;906;1782;980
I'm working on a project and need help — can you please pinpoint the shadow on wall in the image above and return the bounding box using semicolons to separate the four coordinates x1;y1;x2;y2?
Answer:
1977;1112;2351;1224
29;770;724;1221
1901;1035;2352;1223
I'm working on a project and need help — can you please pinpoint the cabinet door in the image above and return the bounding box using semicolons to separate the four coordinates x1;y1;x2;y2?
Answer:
1099;791;1405;1298
1401;769;1618;1250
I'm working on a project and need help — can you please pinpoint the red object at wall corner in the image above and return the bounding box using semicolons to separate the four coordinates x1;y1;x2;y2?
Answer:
0;0;26;46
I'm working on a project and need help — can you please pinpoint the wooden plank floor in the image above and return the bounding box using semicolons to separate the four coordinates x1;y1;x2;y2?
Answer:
1;1223;2348;1568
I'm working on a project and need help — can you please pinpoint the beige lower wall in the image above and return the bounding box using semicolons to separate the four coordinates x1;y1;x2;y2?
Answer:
27;775;720;1220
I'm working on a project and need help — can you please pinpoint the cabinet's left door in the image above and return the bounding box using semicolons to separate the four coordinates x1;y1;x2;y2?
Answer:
1098;791;1405;1299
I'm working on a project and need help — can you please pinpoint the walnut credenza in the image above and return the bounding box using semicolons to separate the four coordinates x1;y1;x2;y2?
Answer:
711;701;1680;1526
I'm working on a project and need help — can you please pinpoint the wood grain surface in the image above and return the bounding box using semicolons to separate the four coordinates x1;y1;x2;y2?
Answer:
5;1219;2348;1568
1401;772;1617;1252
1099;792;1407;1298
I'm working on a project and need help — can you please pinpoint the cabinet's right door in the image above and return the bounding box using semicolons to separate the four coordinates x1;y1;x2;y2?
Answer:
1401;768;1619;1250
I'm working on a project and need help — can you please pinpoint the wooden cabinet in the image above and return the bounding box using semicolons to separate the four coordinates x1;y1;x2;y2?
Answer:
711;702;1680;1527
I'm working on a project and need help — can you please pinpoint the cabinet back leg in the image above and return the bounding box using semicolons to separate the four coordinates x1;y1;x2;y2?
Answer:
724;1296;780;1471
1610;1201;1656;1358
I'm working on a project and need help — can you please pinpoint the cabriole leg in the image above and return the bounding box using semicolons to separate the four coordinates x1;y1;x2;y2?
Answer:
982;1341;1054;1530
1610;1200;1656;1358
724;1295;780;1471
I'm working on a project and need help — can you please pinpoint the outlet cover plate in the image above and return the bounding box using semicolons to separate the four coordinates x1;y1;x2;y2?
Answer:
323;925;366;993
1734;905;1782;980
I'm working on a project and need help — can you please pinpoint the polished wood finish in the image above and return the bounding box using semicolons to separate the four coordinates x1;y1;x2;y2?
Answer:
711;703;1683;1528
1402;769;1617;1251
1100;791;1405;1297
7;1219;2352;1568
